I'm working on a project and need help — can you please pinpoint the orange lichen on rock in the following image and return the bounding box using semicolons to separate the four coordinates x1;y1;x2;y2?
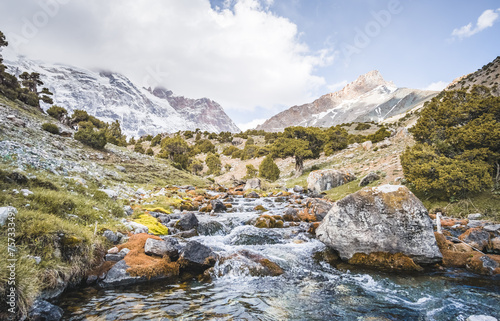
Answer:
255;214;284;228
118;233;180;279
87;261;116;278
466;253;500;275
296;208;318;222
308;222;321;235
348;252;423;272
440;218;467;227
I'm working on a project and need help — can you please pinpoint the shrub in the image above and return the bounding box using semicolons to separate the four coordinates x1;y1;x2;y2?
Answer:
134;143;145;154
46;105;68;120
146;148;154;156
354;123;371;130
41;122;60;135
74;126;107;149
244;164;258;179
223;145;239;156
205;152;221;175
402;88;500;199
259;156;280;181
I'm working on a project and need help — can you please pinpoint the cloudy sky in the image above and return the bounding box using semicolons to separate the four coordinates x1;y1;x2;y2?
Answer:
0;0;499;130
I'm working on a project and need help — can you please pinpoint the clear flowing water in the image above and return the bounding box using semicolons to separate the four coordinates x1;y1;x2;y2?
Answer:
57;196;500;321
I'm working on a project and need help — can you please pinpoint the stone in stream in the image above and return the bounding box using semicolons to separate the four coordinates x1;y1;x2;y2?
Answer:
316;185;442;269
179;241;217;272
466;316;498;321
227;225;282;245
175;213;199;230
307;169;356;194
28;299;64;321
210;200;227;212
197;220;228;236
216;250;284;277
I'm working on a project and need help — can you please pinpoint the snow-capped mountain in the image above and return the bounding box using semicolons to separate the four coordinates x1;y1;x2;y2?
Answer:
257;70;438;131
2;49;240;137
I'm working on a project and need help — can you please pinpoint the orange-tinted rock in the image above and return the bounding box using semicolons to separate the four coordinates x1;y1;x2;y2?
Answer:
348;252;423;272
458;228;490;251
308;222;321;235
466;253;500;275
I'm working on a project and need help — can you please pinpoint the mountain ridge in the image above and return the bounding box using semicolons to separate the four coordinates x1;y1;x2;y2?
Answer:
3;49;240;137
257;70;437;132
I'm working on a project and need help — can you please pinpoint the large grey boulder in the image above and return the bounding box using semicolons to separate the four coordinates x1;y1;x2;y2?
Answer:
316;185;442;264
244;178;261;191
307;170;356;194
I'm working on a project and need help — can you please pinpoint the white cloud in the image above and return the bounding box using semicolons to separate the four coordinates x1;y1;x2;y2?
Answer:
452;8;500;39
237;118;267;131
327;80;348;92
423;81;448;91
1;0;333;111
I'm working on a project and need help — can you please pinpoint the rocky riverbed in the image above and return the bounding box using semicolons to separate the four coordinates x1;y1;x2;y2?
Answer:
17;184;497;321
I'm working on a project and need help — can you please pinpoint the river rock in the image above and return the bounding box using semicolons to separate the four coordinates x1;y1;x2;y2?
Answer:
144;238;168;257
244;178;261;191
293;185;304;193
302;198;334;221
359;172;380;187
29;300;63;321
245;191;260;198
100;260;140;287
210;200;227;212
179;241;217;271
0;206;16;227
227;225;282;245
466;316;498;321
316;185;442;265
197;220;228;236
307;169;356;193
175;213;199;230
484;224;500;233
216;250;284;277
458;228;490;251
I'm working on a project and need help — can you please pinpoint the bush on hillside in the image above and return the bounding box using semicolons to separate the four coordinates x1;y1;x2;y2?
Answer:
259;156;280;181
41;122;60;135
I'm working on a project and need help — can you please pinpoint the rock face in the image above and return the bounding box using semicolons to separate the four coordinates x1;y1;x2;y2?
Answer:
257;70;438;131
316;185;442;265
244;178;261;191
3;49;240;137
307;170;356;193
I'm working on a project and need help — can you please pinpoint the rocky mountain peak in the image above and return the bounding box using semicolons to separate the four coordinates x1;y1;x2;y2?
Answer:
330;70;396;100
